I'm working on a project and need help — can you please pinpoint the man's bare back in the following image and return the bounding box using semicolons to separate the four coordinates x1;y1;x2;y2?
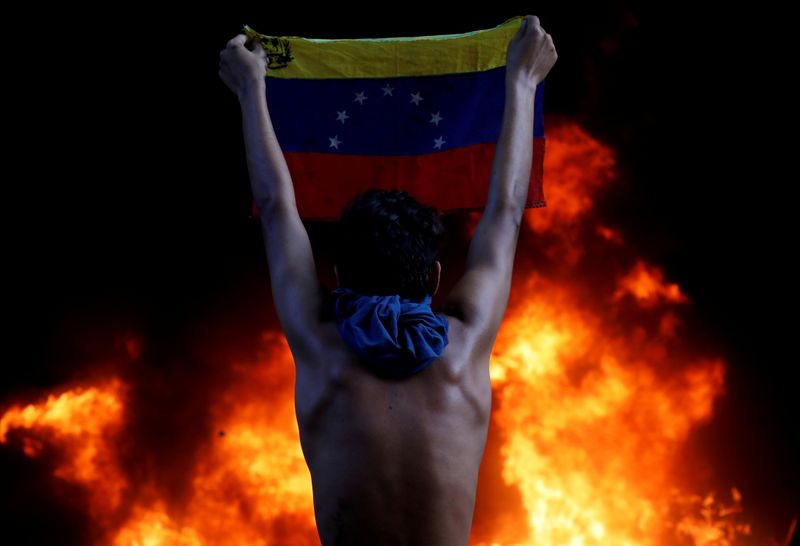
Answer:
220;14;556;545
294;314;491;546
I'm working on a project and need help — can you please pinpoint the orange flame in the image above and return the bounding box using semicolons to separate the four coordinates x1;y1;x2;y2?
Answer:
476;272;730;544
0;378;128;524
615;260;690;307
0;121;761;545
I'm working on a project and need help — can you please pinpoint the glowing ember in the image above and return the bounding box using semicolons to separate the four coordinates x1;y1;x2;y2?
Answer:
0;121;763;545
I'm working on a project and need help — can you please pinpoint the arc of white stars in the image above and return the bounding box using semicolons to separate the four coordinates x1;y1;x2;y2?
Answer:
430;111;443;126
381;84;394;96
329;135;342;149
433;136;446;150
336;110;350;124
410;91;424;105
354;91;368;104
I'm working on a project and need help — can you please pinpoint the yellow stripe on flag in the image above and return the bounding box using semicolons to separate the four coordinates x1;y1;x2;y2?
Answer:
243;15;523;80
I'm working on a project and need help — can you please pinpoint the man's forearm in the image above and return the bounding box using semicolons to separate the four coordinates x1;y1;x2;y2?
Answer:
486;77;538;213
238;82;296;212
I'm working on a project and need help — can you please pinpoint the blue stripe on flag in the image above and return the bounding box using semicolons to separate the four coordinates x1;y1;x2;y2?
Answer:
265;66;545;155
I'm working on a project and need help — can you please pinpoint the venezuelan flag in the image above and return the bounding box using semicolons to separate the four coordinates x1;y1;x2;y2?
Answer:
243;15;546;221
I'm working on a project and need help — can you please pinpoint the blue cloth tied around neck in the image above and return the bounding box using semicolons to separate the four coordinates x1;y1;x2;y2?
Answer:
331;286;449;379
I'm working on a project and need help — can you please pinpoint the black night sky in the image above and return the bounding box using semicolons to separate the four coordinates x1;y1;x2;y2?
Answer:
3;3;796;544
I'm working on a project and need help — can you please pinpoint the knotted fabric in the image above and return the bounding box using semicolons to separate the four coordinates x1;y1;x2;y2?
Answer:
331;286;449;379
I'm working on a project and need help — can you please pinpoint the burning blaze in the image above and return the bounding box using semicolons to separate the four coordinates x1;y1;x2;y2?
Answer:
0;121;766;545
480;273;733;544
0;378;128;527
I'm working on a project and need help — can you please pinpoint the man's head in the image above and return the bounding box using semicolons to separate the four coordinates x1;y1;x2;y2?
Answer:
333;189;445;300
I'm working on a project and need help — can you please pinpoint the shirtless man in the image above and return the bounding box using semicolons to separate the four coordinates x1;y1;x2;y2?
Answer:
219;15;557;545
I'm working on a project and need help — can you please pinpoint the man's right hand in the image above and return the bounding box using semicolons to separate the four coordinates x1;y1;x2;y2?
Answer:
505;15;557;87
219;34;268;102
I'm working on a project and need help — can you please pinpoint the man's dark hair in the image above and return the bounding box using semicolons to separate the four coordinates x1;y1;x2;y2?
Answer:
334;189;446;299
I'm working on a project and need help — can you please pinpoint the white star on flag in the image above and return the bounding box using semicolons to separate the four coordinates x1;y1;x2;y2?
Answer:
327;83;449;153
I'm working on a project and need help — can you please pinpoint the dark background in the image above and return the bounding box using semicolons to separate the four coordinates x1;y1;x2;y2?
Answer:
3;3;796;544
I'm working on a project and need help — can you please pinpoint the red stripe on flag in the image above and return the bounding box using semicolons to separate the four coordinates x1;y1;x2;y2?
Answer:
251;138;545;221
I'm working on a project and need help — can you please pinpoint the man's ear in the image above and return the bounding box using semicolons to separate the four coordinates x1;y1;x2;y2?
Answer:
430;260;441;297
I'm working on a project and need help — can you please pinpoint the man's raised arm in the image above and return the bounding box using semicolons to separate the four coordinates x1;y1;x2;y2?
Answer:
219;34;326;360
441;15;557;358
219;34;295;211
488;15;557;212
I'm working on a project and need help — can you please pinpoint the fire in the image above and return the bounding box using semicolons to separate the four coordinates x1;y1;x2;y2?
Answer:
477;272;730;544
0;121;766;545
112;504;204;546
0;378;128;524
615;260;690;307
